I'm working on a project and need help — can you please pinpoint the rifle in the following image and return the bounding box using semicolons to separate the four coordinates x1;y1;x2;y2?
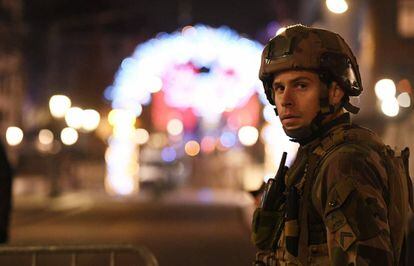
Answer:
252;152;289;251
261;152;288;211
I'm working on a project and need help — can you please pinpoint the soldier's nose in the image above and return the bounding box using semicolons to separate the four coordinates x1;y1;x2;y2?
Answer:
281;90;294;107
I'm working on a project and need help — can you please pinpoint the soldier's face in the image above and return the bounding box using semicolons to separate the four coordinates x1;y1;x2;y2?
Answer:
272;71;321;131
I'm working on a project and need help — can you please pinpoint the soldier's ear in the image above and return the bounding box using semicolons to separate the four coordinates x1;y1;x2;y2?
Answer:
328;82;345;105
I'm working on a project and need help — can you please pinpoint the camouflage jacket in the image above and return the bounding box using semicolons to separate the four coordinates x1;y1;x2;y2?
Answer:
272;114;409;266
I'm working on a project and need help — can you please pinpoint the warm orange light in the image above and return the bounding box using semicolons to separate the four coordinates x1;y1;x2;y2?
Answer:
201;136;216;154
182;25;197;36
397;79;412;94
185;140;200;156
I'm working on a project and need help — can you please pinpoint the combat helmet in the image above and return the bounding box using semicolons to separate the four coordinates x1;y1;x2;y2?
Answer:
259;24;362;115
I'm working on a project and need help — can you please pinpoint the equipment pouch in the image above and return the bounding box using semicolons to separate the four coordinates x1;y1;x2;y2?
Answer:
251;207;284;251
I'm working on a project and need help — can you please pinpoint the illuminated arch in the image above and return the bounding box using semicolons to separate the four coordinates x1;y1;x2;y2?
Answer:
105;25;265;195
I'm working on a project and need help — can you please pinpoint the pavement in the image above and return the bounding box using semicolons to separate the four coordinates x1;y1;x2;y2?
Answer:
12;186;256;229
7;187;258;266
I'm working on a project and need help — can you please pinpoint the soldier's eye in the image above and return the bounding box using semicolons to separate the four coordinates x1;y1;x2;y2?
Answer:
296;83;307;90
273;84;285;92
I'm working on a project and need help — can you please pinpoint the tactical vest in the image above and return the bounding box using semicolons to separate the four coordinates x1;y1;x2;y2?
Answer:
253;123;413;265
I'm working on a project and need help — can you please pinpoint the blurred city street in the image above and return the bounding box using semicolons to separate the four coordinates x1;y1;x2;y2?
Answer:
0;0;412;265
8;187;257;265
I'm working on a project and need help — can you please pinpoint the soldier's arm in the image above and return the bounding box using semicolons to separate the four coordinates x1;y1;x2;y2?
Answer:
312;146;393;265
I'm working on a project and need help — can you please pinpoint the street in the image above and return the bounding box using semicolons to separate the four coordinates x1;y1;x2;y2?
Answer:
6;188;257;266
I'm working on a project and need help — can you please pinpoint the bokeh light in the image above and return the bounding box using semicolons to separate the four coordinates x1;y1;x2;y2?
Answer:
6;126;23;146
381;98;400;117
326;0;348;14
136;102;147;117
185;140;200;156
148;133;168;148
375;79;396;101
108;109;136;127
106;107;139;195
106;25;263;195
238;126;259;146
65;107;84;129
38;129;54;145
108;24;263;123
182;25;197;35
167;119;184;136
82;109;101;132
161;147;177;162
220;131;237;148
397;92;411;108
105;174;135;196
263;105;278;123
60;127;79;145
397;79;413;94
49;95;71;118
147;76;163;93
201;136;216;154
105;139;139;195
135;128;150;145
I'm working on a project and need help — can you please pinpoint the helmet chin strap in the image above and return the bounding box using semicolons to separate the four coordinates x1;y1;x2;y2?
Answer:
283;111;325;144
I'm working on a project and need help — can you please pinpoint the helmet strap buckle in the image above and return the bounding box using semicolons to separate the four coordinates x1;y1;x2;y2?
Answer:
343;101;360;114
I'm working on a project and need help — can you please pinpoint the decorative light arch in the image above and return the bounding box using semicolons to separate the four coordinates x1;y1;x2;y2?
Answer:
105;24;265;195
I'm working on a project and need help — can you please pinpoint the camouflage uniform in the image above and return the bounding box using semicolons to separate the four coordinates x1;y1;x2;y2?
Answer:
253;25;412;266
273;113;401;265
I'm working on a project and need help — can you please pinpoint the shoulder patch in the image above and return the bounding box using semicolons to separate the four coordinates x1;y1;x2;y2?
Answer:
334;223;357;251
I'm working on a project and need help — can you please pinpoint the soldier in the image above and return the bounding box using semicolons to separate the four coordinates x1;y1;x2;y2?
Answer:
0;140;12;243
251;25;413;265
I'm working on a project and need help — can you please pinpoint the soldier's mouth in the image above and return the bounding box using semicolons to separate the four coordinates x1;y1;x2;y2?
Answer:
281;115;300;121
281;115;301;127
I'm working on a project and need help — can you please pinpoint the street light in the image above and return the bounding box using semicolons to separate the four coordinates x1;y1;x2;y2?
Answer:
375;79;396;100
49;95;71;118
60;127;79;146
185;140;200;157
65;107;84;129
326;0;349;14
38;129;54;145
82;109;101;132
135;128;149;145
374;78;404;117
167;119;184;136
36;129;55;153
238;126;259;146
6;126;23;146
397;92;411;108
108;109;136;127
381;98;400;117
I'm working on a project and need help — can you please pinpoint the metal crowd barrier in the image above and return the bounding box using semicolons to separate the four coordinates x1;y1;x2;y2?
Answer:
0;244;159;266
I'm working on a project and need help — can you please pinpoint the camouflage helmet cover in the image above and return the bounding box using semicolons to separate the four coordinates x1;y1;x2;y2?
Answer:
259;24;363;107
